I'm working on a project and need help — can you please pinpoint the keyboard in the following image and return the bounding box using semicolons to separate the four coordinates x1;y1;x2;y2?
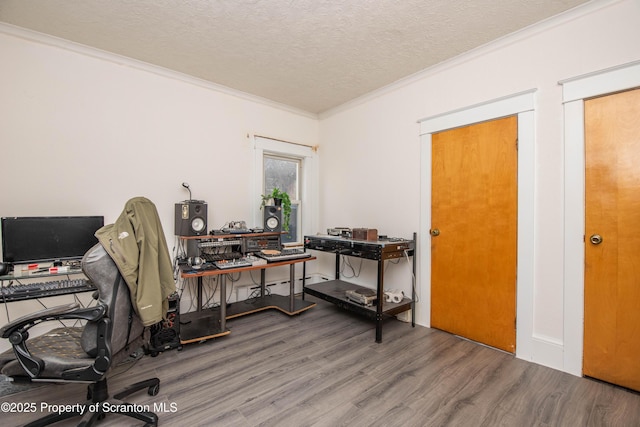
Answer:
1;278;96;302
256;248;311;263
213;258;252;270
201;252;243;262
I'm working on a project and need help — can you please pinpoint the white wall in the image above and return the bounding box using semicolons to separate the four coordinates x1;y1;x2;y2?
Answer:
0;26;319;226
1;0;639;375
0;24;319;352
318;0;640;373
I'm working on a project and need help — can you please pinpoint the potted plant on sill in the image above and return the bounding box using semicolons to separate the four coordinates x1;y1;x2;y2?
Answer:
260;187;292;232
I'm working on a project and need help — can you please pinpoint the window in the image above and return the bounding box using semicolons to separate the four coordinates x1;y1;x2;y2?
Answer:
264;154;299;200
252;136;317;246
264;154;301;244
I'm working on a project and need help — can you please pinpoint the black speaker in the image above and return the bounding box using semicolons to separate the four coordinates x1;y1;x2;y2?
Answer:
263;205;282;233
175;201;208;236
0;262;10;276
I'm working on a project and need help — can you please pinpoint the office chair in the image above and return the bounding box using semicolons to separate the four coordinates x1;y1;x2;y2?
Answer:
0;243;160;426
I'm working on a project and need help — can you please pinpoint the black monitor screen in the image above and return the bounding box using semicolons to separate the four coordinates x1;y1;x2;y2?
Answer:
1;216;104;264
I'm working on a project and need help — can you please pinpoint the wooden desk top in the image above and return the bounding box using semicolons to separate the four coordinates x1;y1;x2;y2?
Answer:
180;255;316;278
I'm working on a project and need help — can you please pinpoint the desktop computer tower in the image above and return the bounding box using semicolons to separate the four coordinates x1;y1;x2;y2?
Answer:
148;292;181;356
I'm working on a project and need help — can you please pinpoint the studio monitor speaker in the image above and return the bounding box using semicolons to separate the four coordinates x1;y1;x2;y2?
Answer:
175;201;208;236
263;205;282;233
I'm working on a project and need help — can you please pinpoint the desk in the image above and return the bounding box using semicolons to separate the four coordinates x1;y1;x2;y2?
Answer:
179;256;316;344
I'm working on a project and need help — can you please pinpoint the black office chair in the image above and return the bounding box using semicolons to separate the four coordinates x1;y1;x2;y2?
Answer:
0;243;160;426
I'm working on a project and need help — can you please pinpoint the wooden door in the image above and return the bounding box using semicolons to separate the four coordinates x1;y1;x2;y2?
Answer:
431;116;517;353
584;88;640;391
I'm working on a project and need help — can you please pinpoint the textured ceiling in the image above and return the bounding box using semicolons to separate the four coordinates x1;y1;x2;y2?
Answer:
0;0;590;114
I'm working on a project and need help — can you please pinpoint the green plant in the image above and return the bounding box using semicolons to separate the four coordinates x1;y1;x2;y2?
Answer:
260;188;291;232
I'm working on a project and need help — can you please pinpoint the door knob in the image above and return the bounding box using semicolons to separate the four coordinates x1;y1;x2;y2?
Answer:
430;229;440;237
589;234;603;245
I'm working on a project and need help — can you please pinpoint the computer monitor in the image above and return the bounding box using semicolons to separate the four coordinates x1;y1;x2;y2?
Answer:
1;216;104;265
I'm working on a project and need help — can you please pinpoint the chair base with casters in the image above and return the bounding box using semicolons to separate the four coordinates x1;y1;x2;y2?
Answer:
24;375;160;427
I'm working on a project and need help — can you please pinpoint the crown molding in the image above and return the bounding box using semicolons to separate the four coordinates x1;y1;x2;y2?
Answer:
0;22;318;120
318;0;622;119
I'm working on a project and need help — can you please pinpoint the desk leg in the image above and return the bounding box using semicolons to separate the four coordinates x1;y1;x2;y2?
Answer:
197;276;203;312
289;263;295;312
376;260;384;343
260;269;266;297
302;261;306;301
220;275;226;332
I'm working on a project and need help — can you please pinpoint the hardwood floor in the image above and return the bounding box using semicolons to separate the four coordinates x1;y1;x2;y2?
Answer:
2;296;640;426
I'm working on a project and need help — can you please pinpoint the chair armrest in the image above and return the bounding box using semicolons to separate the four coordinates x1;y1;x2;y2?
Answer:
1;303;107;379
1;303;107;339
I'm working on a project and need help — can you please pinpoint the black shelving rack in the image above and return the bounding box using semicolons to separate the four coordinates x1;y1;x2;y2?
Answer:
303;232;416;343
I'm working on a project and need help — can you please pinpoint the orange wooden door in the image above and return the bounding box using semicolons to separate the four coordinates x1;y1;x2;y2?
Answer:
584;88;640;391
431;116;518;353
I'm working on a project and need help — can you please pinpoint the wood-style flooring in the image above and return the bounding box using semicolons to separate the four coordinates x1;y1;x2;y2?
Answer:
2;296;639;426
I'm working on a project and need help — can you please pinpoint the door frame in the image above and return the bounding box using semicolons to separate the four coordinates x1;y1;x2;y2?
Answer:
561;60;640;376
418;89;536;361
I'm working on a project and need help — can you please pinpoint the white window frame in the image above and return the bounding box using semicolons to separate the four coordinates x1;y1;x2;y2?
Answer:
251;136;318;245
